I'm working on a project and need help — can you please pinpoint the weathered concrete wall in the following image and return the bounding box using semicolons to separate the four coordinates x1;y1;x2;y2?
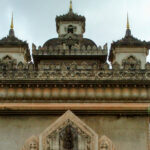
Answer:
0;115;148;150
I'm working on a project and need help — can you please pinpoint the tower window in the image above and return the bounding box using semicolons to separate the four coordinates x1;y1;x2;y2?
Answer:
68;25;74;33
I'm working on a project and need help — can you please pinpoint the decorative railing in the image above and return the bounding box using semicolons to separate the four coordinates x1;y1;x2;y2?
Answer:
32;45;108;56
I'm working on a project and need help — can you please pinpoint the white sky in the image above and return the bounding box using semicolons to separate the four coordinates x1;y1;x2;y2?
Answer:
0;0;150;61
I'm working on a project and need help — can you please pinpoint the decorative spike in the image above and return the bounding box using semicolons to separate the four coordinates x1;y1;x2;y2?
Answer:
127;13;130;29
125;13;131;37
10;13;14;29
69;0;73;12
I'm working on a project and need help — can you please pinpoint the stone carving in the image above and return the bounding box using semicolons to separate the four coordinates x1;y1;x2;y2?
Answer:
103;43;108;50
17;62;24;70
60;125;77;150
0;60;149;80
81;45;86;51
41;110;98;150
102;63;109;70
93;45;97;50
99;136;115;150
112;62;120;70
2;55;17;66
74;43;80;50
61;63;68;70
34;44;107;56
145;62;150;70
81;61;88;70
2;55;12;62
87;45;91;50
28;63;34;70
32;43;36;50
70;61;77;71
122;56;141;70
21;136;39;150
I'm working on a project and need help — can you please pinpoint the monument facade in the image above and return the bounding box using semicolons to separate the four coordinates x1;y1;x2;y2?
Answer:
0;1;150;150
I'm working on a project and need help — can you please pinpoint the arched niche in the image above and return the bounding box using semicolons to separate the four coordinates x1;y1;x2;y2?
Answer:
122;55;141;70
21;110;98;150
40;110;98;150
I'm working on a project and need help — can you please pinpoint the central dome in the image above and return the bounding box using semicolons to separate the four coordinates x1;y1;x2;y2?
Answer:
43;37;97;48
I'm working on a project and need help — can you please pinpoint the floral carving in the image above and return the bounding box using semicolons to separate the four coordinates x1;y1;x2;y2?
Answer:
122;56;141;70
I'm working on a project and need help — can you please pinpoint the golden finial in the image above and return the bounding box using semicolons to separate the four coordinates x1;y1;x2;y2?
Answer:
10;12;14;29
127;13;130;29
69;0;73;12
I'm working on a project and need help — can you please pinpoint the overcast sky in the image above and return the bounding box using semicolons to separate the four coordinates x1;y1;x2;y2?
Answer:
0;0;150;61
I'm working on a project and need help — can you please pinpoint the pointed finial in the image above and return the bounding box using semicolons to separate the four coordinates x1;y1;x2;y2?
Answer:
69;0;73;12
10;12;14;29
125;13;131;37
127;13;130;29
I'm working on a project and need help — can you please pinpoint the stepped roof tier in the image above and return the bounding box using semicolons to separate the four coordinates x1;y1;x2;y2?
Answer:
111;29;149;49
33;1;108;66
56;0;85;33
43;37;96;48
109;18;150;62
0;29;28;48
56;11;86;33
0;14;30;62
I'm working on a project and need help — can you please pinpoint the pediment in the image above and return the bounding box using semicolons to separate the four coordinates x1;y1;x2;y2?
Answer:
40;110;98;150
21;111;116;150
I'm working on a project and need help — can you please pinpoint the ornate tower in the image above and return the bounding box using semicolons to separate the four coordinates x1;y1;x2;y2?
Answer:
0;4;150;150
32;0;107;69
0;14;30;64
56;0;85;38
109;15;149;69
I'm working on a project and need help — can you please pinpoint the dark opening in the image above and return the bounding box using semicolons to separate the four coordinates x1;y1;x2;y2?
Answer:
68;25;74;34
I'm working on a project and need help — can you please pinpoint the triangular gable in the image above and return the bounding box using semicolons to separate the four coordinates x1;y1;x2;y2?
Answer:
40;110;98;150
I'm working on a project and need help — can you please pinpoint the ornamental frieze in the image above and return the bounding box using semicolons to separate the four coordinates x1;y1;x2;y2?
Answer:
0;61;150;81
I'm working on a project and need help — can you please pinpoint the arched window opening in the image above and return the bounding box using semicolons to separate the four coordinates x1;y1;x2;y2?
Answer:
68;25;74;34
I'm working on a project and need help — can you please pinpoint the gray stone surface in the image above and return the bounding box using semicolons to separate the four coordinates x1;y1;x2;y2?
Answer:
0;115;148;150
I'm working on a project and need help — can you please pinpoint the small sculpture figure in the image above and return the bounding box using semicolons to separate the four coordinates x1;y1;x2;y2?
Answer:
29;141;38;150
32;43;36;50
21;136;39;150
63;125;74;150
100;140;109;150
103;43;108;50
99;136;115;150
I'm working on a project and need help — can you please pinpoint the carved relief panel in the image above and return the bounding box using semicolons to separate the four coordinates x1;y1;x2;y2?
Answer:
21;111;116;150
38;60;99;71
44;120;91;150
122;56;141;70
41;111;97;150
21;136;39;150
99;136;115;150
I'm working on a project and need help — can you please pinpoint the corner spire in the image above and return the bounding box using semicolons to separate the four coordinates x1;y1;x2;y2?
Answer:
10;12;14;29
69;0;73;12
125;13;131;37
9;12;15;37
127;13;130;30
